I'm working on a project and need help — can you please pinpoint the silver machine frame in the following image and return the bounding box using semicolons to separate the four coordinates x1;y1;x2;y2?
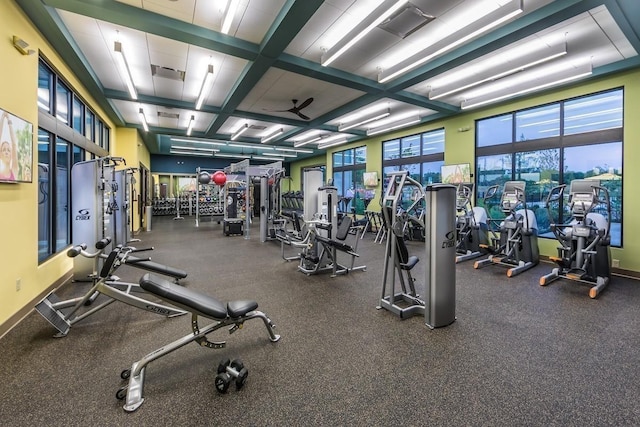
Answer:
34;244;186;338
378;171;457;328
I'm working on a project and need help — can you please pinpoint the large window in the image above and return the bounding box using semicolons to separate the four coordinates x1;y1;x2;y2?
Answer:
383;128;445;186
37;58;110;262
475;88;623;246
332;146;367;214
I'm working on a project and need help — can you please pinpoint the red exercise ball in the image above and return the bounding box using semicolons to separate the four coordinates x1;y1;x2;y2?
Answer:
212;171;227;186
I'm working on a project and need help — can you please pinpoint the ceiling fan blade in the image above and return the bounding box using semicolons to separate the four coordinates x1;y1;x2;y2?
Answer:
297;112;310;120
298;97;314;110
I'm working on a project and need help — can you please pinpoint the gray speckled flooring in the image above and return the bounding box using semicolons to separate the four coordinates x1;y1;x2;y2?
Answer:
1;216;639;426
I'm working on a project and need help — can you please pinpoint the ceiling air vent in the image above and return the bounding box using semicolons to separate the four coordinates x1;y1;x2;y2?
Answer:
378;3;435;39
249;124;267;130
157;111;180;119
151;64;186;81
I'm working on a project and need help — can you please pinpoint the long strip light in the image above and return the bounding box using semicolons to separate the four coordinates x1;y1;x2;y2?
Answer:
261;152;297;158
222;0;240;34
429;42;568;100
253;155;285;161
294;135;322;148
171;137;227;146
378;0;523;83
366;116;420;136
231;123;249;141
114;41;137;100
261;128;284;143
216;153;251;159
138;108;149;132
317;139;348;150
186;115;195;136
322;0;409;67
338;109;391;131
274;147;314;154
228;142;273;150
170;150;214;157
171;145;219;152
461;63;593;110
196;64;214;110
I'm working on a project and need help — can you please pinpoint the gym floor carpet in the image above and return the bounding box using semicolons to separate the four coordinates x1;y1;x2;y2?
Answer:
0;216;639;426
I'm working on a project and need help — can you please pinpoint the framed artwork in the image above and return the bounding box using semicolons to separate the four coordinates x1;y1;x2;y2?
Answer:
441;163;471;184
0;108;33;183
363;171;378;187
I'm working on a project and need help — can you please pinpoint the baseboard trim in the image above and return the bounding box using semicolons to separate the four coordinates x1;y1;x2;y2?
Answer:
0;272;73;340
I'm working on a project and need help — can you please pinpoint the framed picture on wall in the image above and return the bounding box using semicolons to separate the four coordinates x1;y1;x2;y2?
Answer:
441;163;471;184
0;108;33;183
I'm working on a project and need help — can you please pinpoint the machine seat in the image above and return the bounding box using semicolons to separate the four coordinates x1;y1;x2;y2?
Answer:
139;273;256;319
125;255;188;279
400;256;419;270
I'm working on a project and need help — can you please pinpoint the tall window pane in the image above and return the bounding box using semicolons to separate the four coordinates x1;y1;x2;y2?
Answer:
56;81;70;125
477;114;512;147
38;62;52;113
564;142;622;246
516;104;560;141
333;152;343;167
423;129;444;154
72;96;84;134
401;135;420;158
355;146;366;164
342;149;354;166
476;154;512;219
55;138;70;251
38;129;51;261
422;160;444;185
85;110;95;141
383;139;400;160
564;90;623;135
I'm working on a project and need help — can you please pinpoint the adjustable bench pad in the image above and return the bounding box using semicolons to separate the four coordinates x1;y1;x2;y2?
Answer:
126;255;188;279
139;273;258;320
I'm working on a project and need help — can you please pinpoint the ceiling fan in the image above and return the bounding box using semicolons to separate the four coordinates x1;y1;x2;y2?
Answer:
267;98;314;120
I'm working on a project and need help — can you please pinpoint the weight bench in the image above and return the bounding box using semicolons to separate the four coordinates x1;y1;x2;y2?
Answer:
123;255;187;281
117;273;281;412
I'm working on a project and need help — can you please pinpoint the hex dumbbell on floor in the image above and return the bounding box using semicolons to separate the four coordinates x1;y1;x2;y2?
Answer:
215;358;248;393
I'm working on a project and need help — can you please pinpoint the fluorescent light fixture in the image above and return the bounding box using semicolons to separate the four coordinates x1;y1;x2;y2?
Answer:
461;63;593;110
261;128;284;143
222;0;240;34
274;147;314;154
294;135;322;148
171;145;219;152
253;155;285;161
138;108;149;132
261;152;297;158
215;153;251;159
317;139;348;150
429;42;567;100
338;109;391;131
171;137;227;146
186;115;195;136
114;41;137;100
231;123;249;141
322;0;409;67
366;116;420;136
378;0;523;83
170;150;214;156
228;142;268;150
196;64;214;110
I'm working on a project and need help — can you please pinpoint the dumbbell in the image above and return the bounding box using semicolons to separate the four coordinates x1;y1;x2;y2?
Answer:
215;358;248;393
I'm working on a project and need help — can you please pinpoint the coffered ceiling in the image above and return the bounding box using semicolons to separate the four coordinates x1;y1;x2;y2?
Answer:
15;0;640;162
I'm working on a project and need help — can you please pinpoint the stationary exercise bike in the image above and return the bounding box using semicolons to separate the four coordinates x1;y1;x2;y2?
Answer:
454;183;488;263
539;179;612;298
474;181;539;277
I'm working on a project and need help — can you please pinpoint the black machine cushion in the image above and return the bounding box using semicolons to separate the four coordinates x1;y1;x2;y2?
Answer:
139;273;227;319
125;255;188;279
227;300;258;318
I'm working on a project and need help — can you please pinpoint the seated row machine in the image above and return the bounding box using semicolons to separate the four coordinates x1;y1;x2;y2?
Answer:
474;181;539;277
117;273;281;412
539;179;612;298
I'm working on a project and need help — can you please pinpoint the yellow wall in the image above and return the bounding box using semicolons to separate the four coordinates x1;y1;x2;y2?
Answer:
291;69;640;273
0;1;133;332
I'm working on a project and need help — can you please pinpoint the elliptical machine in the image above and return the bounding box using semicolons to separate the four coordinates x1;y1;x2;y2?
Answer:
539;179;612;298
474;181;539;277
454;183;488;263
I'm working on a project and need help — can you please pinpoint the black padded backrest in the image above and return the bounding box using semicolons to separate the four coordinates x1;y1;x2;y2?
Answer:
336;216;352;241
99;250;119;278
395;234;409;264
